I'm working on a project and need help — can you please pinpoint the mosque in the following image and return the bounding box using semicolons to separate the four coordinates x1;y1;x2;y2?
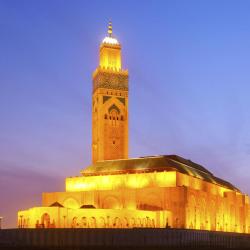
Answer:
18;23;250;233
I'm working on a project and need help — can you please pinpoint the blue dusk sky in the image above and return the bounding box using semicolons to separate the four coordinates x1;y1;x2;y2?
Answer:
1;0;250;228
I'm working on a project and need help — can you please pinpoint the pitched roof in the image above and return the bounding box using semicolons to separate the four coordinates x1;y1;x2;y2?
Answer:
49;202;64;208
80;204;96;209
81;155;239;192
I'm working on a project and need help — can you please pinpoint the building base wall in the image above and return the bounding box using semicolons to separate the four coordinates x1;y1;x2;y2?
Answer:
18;207;172;229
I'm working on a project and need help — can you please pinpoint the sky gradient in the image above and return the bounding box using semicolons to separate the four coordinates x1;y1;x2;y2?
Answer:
1;0;250;228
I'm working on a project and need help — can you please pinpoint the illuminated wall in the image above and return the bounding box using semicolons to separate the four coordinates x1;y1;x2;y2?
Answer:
91;86;128;163
18;167;250;232
99;44;121;70
18;207;172;229
65;171;177;192
92;24;129;163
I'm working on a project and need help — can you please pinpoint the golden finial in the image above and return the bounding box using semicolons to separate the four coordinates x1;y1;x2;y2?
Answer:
108;21;112;37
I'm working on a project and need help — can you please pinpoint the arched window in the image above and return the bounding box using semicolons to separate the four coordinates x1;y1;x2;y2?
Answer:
72;217;78;228
81;217;87;228
121;115;124;121
104;114;107;119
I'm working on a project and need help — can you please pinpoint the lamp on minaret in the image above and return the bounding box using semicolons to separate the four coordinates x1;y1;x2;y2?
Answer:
99;22;121;70
91;22;129;163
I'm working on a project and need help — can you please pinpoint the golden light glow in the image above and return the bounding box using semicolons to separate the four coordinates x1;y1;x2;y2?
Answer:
99;22;122;71
19;166;250;232
65;171;177;192
18;208;171;228
17;23;250;234
63;198;80;209
99;44;122;70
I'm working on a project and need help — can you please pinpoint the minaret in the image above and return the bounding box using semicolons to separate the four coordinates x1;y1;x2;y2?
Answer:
92;22;129;163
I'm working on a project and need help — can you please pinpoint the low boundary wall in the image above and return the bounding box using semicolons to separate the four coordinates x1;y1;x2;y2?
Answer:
1;228;250;249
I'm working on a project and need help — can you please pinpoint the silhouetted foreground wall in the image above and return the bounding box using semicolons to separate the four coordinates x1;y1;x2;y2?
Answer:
1;228;250;249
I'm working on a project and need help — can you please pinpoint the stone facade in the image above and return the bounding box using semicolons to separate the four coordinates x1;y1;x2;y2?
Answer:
18;166;250;232
92;37;128;163
92;68;128;92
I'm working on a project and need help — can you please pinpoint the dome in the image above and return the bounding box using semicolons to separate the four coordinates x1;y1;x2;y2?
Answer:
102;36;119;45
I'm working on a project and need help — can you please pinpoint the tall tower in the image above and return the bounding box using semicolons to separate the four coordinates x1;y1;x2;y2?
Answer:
92;22;129;163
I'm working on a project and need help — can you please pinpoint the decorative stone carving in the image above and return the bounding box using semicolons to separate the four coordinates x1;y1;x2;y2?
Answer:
93;68;128;92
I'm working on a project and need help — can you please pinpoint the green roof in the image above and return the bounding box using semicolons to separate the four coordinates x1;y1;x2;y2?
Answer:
81;155;239;192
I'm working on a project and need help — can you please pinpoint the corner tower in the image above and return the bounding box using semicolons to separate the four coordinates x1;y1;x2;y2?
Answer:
92;22;129;163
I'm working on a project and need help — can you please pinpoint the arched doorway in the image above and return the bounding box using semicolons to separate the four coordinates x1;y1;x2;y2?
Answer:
210;200;216;231
41;213;50;228
102;196;121;209
123;217;129;228
81;217;88;228
188;195;196;229
113;217;121;228
200;198;206;230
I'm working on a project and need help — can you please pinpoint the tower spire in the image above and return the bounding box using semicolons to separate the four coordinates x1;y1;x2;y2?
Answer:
93;22;128;163
108;21;112;37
